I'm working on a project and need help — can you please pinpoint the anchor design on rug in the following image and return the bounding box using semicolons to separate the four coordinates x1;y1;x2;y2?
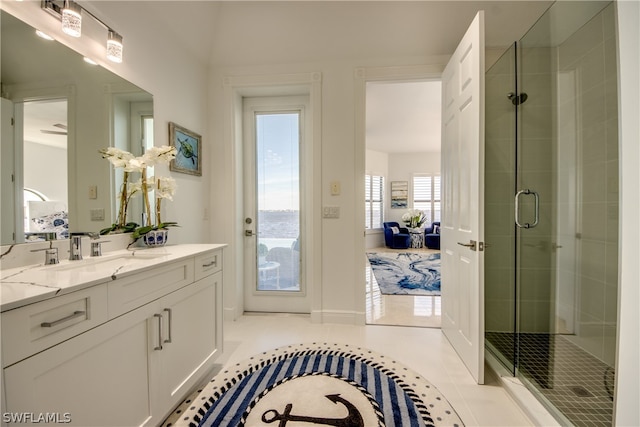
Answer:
261;394;364;427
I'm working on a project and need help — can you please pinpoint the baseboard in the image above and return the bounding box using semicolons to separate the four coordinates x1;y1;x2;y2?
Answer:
223;306;238;322
485;350;562;427
313;310;366;325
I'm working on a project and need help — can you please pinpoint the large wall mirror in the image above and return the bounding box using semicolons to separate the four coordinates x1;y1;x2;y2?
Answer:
1;10;153;246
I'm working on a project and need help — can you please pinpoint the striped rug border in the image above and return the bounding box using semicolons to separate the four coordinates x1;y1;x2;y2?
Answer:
162;342;463;427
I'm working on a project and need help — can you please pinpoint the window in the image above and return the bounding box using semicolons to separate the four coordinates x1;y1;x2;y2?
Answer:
365;174;384;229
413;174;441;224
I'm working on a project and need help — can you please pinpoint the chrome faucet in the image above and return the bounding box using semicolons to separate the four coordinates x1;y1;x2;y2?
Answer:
69;232;99;261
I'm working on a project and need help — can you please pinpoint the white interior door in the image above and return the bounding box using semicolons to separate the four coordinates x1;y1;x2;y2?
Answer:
440;11;486;384
243;96;310;313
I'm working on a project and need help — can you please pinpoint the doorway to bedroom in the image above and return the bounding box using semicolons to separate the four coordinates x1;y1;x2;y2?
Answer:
364;79;442;328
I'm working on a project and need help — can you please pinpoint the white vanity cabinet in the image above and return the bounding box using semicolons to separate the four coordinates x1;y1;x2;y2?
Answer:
4;297;158;426
1;246;224;427
148;271;222;421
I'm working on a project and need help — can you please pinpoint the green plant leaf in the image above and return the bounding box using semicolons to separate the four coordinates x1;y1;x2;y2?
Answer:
157;222;179;229
99;224;117;235
132;225;155;239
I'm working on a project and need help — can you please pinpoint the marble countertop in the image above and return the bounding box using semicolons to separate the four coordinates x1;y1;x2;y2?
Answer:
0;243;226;312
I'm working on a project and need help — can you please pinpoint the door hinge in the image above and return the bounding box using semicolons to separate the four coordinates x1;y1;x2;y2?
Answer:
11;117;14;126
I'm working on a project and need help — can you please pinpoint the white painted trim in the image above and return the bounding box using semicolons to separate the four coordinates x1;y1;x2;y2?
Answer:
318;310;366;325
614;1;640;424
6;86;76;243
355;64;446;324
485;351;561;427
222;72;322;321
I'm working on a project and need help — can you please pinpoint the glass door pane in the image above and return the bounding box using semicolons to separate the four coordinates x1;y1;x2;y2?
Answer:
516;2;618;425
484;43;518;375
255;113;301;292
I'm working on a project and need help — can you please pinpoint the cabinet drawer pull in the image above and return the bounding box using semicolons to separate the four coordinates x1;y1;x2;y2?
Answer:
202;257;217;268
154;313;163;351
163;308;172;344
40;310;86;328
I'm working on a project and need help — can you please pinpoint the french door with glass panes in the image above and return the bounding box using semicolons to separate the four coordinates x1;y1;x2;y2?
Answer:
243;96;310;313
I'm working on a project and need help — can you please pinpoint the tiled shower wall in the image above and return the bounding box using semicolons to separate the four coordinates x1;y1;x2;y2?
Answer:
556;3;618;366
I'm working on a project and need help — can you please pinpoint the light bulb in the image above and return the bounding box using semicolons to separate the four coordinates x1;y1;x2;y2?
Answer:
61;1;82;37
106;31;123;63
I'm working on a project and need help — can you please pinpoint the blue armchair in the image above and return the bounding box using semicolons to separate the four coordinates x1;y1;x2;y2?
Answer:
383;222;411;249
425;221;441;249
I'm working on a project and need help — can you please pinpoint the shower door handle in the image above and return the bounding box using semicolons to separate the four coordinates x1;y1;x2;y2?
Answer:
515;189;539;229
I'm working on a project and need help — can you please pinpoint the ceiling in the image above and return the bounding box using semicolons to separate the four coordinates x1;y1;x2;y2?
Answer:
23;100;68;149
88;1;551;154
89;1;552;68
49;1;554;153
366;80;442;154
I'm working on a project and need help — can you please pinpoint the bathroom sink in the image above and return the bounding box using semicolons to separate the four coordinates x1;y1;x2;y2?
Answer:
49;252;168;272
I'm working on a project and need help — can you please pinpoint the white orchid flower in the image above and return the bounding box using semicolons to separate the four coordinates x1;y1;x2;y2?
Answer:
155;176;177;200
144;145;177;166
99;147;134;168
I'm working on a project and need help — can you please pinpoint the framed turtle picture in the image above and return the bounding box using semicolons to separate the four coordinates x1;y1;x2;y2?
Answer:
169;122;201;176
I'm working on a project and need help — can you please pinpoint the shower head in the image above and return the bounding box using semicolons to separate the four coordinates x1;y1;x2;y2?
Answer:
507;92;528;106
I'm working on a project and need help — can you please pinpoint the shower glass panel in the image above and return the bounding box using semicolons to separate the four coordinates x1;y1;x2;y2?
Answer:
484;43;517;375
485;2;618;426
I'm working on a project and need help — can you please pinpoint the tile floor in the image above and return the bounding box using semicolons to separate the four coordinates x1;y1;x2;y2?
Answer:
487;332;615;427
218;313;534;427
366;246;442;328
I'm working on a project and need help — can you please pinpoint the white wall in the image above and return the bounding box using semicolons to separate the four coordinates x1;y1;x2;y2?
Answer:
209;56;442;323
23;141;67;204
386;152;440;224
366;149;388;176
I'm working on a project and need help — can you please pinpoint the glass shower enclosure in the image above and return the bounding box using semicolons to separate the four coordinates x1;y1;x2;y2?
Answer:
485;2;618;426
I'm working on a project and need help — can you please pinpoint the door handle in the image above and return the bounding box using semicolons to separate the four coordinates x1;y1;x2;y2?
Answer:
515;189;539;229
40;310;85;328
457;240;477;251
163;308;172;344
153;313;163;351
245;230;255;237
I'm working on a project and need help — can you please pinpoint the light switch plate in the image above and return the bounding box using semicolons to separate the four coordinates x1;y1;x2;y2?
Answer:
330;181;341;195
88;185;97;199
90;208;105;221
323;206;340;218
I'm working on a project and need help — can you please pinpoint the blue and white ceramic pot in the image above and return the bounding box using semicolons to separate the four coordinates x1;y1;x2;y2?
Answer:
144;229;169;247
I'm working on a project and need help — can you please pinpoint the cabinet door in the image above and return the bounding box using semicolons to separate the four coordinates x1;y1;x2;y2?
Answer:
150;272;220;419
3;302;157;427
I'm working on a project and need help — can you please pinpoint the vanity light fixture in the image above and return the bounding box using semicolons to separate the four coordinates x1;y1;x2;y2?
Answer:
106;30;123;63
61;0;82;37
42;0;125;63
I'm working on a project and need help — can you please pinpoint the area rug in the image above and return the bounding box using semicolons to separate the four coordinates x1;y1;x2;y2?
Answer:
367;252;441;296
163;343;462;427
